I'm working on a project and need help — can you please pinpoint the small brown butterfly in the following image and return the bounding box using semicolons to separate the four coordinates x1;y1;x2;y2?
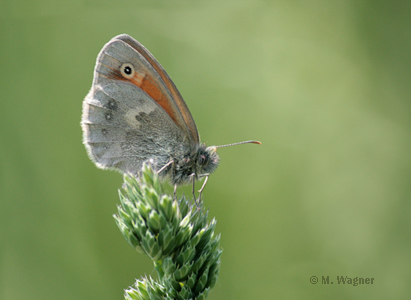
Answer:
81;34;260;198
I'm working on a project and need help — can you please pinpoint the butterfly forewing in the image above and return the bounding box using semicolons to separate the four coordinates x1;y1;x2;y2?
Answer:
93;35;198;143
118;34;199;143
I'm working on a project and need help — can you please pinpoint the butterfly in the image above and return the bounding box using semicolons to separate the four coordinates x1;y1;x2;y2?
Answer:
81;34;260;199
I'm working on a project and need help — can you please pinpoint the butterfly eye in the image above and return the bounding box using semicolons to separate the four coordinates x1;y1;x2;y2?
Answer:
120;63;135;79
198;154;206;165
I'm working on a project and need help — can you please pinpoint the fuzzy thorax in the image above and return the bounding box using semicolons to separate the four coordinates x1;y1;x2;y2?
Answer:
160;144;220;185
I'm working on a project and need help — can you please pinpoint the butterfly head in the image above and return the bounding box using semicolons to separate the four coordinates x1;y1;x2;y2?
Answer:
168;144;219;185
197;145;220;175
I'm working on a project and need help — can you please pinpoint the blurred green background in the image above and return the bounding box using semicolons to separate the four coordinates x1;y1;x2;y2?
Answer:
1;1;410;299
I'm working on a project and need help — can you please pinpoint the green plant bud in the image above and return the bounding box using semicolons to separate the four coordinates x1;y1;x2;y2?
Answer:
186;272;197;290
157;224;173;250
148;210;161;233
179;285;193;299
158;212;168;230
165;274;181;292
114;216;140;249
180;211;192;227
207;265;220;289
188;231;203;249
173;224;193;249
177;198;189;216
170;206;181;228
176;245;196;266
196;222;216;249
174;261;194;281
162;257;177;274
191;251;208;274
145;187;159;210
195;288;210;300
132;218;147;239
141;166;155;187
159;195;174;221
195;265;209;293
141;231;162;260
117;206;132;225
114;164;222;300
135;201;150;220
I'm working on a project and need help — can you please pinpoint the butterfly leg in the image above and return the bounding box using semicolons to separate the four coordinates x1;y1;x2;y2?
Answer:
188;173;202;208
157;160;173;174
198;174;210;201
191;174;197;201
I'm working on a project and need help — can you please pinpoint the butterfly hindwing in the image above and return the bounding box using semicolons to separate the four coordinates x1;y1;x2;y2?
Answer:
82;82;188;174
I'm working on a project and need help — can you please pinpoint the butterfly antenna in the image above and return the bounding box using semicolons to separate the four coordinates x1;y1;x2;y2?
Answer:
215;140;261;149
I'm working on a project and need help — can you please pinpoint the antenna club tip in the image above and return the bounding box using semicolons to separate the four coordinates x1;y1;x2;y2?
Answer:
253;141;262;145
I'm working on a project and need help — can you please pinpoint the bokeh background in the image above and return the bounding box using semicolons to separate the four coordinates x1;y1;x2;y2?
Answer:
1;1;410;299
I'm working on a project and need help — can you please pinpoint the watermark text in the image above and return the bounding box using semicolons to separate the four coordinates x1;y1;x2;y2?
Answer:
310;276;375;286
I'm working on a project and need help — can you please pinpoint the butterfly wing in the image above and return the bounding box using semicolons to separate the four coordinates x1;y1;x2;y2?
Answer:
81;35;197;174
93;34;198;143
116;34;199;143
